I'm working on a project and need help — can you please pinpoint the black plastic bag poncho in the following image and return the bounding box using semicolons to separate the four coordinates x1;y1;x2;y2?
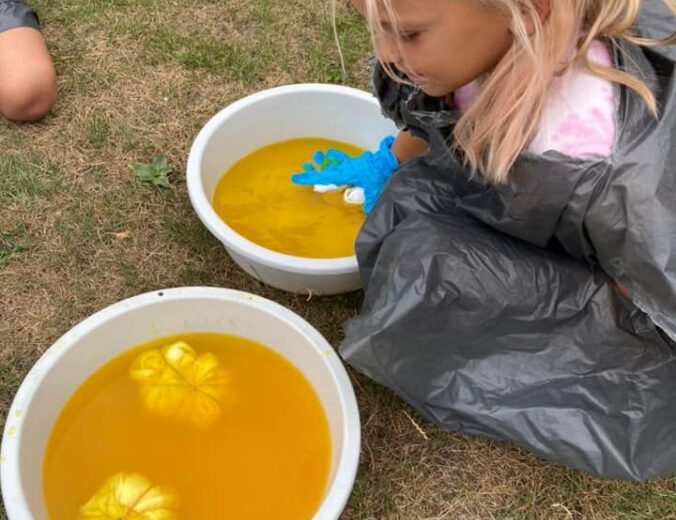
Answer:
340;2;676;481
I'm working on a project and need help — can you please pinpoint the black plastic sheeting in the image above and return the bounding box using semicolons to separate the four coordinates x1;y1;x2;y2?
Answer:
341;1;676;480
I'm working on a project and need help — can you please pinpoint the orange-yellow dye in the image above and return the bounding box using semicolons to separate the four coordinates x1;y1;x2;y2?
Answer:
43;333;332;520
212;138;365;258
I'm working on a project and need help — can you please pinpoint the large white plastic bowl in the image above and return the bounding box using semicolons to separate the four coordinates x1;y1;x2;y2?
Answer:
1;287;360;520
186;83;398;295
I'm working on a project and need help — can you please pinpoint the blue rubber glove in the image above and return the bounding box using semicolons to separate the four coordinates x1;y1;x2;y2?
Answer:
291;135;399;214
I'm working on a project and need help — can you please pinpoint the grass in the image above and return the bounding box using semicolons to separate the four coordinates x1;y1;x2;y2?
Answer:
0;226;29;269
0;153;62;205
1;0;676;518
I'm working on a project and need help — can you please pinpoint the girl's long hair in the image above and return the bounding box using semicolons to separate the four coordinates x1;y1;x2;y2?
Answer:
352;0;676;182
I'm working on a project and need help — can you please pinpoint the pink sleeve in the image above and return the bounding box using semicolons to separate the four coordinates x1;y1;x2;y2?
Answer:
453;40;617;160
527;40;617;159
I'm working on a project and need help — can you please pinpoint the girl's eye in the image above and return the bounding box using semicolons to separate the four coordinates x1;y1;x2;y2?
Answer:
400;31;421;43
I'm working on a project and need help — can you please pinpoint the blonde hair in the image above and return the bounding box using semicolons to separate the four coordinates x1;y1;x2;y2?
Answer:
352;0;676;182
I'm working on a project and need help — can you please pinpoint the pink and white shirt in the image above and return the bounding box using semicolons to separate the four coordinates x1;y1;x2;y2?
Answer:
454;40;617;159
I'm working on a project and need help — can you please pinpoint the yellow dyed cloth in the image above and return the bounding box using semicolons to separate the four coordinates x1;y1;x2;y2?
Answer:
130;341;229;427
79;472;178;520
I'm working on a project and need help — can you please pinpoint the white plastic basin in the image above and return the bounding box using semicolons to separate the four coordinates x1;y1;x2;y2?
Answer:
1;287;360;519
186;83;398;295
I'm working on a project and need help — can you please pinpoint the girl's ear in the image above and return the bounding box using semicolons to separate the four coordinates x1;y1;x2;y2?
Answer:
524;0;552;34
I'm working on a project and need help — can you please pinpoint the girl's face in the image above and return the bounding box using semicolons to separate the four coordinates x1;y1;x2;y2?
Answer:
353;0;514;97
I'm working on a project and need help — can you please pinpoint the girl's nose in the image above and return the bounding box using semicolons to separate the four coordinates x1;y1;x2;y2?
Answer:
374;33;401;64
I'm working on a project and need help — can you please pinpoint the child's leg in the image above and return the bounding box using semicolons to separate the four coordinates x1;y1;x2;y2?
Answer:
0;26;56;122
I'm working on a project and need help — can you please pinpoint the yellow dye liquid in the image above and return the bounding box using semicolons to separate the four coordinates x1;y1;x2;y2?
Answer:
212;138;365;258
43;333;332;520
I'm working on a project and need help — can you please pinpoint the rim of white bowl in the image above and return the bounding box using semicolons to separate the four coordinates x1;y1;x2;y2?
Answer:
186;83;380;276
1;287;361;520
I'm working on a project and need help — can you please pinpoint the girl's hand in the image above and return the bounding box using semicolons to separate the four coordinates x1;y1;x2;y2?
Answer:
291;135;399;213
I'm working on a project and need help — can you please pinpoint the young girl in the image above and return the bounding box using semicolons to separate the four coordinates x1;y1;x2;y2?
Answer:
294;0;676;480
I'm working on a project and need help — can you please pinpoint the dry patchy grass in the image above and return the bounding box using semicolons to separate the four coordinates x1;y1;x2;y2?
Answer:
1;1;675;519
